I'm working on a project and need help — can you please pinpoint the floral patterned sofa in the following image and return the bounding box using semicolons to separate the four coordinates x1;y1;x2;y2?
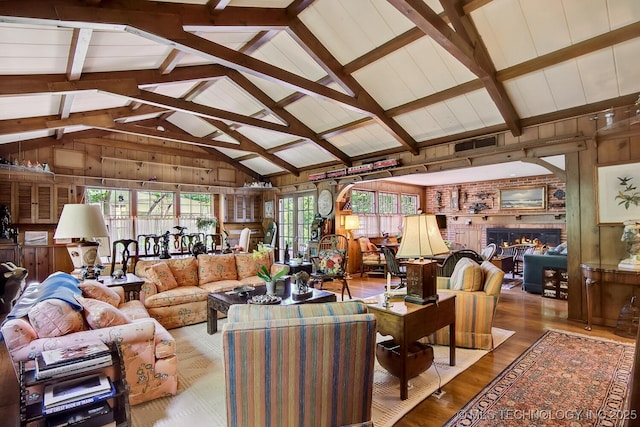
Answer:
134;252;288;329
1;272;178;405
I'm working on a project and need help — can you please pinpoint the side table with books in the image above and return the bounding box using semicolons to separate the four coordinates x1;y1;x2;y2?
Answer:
19;341;131;427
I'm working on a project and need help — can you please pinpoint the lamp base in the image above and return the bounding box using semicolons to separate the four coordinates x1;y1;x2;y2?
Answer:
619;257;640;270
66;241;100;269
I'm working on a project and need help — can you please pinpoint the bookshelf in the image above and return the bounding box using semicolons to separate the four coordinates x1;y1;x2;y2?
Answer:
19;344;130;427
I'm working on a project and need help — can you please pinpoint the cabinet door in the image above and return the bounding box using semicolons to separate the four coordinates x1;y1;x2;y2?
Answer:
23;246;53;283
54;184;74;221
14;183;55;224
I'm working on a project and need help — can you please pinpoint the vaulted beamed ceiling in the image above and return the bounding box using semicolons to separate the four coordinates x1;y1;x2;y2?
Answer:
0;0;639;180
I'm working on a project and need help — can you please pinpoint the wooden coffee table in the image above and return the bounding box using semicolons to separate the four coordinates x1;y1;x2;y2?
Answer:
366;293;456;400
98;273;145;302
207;284;337;334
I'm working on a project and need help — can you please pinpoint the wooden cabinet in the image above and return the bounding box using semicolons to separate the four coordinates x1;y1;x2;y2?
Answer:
0;243;20;264
542;267;568;300
22;246;54;283
225;194;261;222
13;183;74;224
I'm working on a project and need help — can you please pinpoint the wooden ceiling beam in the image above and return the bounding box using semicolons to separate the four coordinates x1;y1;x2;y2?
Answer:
389;0;521;136
287;19;420;155
286;0;317;17
66;28;92;81
386;79;485;117
343;28;425;74
225;71;352;165
238;30;280;55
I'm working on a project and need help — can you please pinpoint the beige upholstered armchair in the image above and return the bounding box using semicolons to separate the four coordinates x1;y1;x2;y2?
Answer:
222;301;376;427
427;258;504;350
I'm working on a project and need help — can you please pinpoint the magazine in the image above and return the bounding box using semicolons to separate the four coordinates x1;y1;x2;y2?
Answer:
46;401;114;427
42;381;116;415
41;342;110;366
36;353;113;380
43;374;112;408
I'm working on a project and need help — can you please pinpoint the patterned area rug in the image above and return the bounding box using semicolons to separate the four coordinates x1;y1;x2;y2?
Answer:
131;321;514;427
444;329;635;427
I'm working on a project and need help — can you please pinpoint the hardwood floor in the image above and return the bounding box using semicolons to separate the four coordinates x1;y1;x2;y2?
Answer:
0;275;632;427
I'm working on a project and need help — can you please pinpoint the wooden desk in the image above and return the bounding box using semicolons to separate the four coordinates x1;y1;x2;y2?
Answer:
366;293;456;400
580;263;640;330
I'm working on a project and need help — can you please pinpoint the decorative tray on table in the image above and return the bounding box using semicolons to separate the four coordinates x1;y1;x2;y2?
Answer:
249;295;282;305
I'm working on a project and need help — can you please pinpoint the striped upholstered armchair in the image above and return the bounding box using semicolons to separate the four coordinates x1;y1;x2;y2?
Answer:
222;301;376;427
426;259;504;350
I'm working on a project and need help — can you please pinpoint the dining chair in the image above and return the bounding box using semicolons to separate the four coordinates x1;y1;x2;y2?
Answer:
310;234;352;299
110;239;139;275
382;246;406;288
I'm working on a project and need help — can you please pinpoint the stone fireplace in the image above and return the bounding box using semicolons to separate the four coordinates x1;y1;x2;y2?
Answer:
486;228;562;248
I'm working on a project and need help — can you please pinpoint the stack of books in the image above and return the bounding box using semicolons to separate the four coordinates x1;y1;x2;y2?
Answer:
35;342;112;380
42;373;116;417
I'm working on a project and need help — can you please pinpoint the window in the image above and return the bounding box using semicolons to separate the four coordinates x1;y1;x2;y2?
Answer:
278;193;315;260
86;188;132;242
179;193;213;233
350;190;420;237
401;194;418;215
137;191;175;236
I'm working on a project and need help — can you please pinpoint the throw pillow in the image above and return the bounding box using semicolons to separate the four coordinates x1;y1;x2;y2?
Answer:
168;257;198;287
148;262;179;292
318;249;345;275
235;253;259;280
28;299;87;338
77;296;131;329
198;253;238;285
450;258;483;291
79;281;121;307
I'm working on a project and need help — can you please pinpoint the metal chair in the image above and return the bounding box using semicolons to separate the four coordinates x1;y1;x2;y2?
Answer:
310;234;352;299
382;246;406;288
110;239;139;275
500;243;535;276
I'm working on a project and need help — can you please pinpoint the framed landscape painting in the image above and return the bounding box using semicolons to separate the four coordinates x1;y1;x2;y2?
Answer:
499;186;546;210
595;161;640;225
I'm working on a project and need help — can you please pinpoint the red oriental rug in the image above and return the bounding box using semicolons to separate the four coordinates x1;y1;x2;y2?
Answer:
444;330;635;426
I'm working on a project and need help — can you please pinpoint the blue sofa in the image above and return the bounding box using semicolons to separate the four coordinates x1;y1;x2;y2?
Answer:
522;250;567;294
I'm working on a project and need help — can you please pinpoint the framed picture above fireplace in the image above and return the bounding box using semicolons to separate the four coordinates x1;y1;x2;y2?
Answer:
499;186;546;210
595;161;640;225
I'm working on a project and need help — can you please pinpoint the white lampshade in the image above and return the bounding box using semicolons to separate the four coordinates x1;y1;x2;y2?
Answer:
344;215;360;231
396;214;449;259
54;204;109;270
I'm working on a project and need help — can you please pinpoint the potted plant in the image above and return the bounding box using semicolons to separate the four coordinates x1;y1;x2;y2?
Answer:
256;264;287;295
196;217;218;233
297;252;304;264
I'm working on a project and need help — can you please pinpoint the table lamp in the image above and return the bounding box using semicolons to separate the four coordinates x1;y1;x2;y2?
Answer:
54;204;109;277
396;214;449;305
344;215;360;240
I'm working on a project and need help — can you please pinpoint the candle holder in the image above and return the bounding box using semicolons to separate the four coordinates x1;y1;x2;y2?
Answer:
382;291;392;308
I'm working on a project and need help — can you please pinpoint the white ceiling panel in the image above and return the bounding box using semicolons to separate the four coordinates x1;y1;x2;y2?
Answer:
251;31;327;82
236;126;299;149
0;23;72;74
120;112;165;123
194;78;267;117
284;95;368;133
471;0;537;70
85;30;171;72
242;73;297;103
194;30;262;50
0;129;52;144
300;0;413;65
608;0;640;29
0;94;61;120
175;53;213;67
167;112;225;139
214;147;251;159
276;143;336;167
519;0;571;56
463;90;505;127
563;0;610;43
71;91;129;113
613;38;640;95
505;72;556;118
326;123;400;156
150;82;200;98
394;108;447;142
542;61;588;110
240;157;285;175
576;48;620;103
229;0;293;7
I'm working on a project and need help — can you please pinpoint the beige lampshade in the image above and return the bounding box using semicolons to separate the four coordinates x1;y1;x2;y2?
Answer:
54;204;109;269
344;215;360;231
396;214;449;259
